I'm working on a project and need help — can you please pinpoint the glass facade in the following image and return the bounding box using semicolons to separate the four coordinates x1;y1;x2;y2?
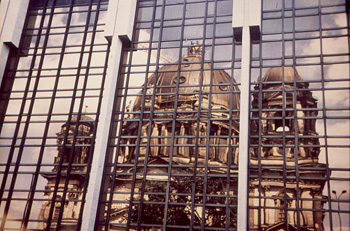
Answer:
0;0;349;231
0;0;109;229
248;1;349;230
96;0;240;230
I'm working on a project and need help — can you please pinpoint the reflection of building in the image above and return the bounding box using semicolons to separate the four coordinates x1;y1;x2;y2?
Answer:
121;47;240;166
38;116;93;230
249;67;326;230
107;47;240;229
0;0;348;230
40;59;328;230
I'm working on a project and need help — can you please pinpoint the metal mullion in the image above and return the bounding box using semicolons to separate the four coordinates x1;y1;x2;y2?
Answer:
260;33;348;44
43;1;79;228
45;0;96;228
56;0;101;228
317;0;334;230
33;8;101;17
253;52;350;60
133;38;234;49
77;2;109;229
10;88;102;94
13;73;104;78
125;0;159;229
250;83;350;91
136;19;232;31
0;52;22;133
102;45;148;225
200;0;218;230
280;2;289;230
103;45;164;226
347;0;350;65
16;66;106;72
118;83;241;91
0;0;55;229
2;121;96;126
20;172;36;225
249;195;328;203
102;58;141;228
262;4;346;15
25;49;108;56
3;112;96;117
135;0;168;229
0;0;51;202
20;13;76;219
189;0;210;230
252;86;350;93
8;95;99;101
24;42;108;51
101;19;134;231
124;66;241;74
224;12;237;229
253;0;265;228
25;22;105;33
290;0;303;229
24;28;105;37
161;0;188;229
3;188;84;194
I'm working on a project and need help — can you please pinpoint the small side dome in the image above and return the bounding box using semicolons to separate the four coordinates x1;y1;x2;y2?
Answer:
62;115;94;126
262;67;302;82
60;114;94;135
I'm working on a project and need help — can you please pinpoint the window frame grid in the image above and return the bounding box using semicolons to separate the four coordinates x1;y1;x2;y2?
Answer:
248;0;349;230
97;0;240;230
45;0;106;228
0;0;110;229
0;0;57;228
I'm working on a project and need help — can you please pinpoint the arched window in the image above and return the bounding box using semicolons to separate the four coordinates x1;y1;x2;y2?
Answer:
274;192;292;223
271;111;294;132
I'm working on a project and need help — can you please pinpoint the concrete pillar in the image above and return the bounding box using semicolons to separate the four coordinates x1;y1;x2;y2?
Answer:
233;0;262;229
0;0;30;83
81;0;137;230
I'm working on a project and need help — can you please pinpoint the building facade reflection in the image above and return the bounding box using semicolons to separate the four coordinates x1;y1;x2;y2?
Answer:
249;67;326;231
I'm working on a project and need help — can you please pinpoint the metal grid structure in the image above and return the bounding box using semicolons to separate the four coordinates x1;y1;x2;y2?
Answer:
0;0;109;230
0;0;348;230
96;0;241;230
248;0;349;231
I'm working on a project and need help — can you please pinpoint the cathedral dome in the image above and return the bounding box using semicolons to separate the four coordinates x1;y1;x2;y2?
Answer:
59;114;94;136
261;67;302;82
61;115;94;126
132;54;240;111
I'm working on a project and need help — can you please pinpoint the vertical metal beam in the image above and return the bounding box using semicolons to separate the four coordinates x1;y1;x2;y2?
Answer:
81;0;137;230
233;0;261;230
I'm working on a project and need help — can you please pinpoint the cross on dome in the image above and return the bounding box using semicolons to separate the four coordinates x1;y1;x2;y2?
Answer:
188;41;202;55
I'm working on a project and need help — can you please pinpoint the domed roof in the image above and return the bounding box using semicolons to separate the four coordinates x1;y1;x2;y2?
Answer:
132;54;240;111
71;114;93;122
261;67;302;82
61;114;94;128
